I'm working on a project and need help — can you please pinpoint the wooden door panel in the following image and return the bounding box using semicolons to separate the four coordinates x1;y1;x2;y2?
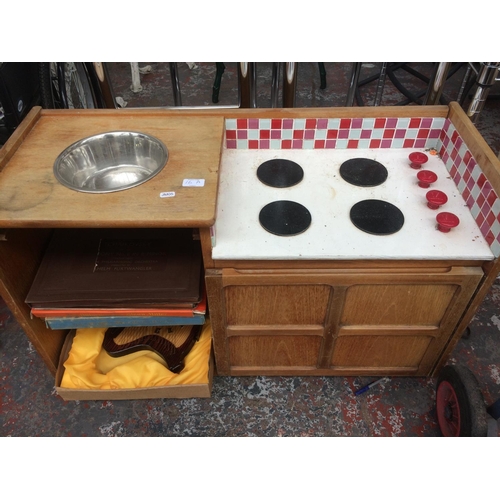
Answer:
341;284;458;326
229;336;322;367
225;284;330;325
331;335;432;368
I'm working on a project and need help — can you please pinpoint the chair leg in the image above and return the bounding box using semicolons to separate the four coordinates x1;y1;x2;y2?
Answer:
373;62;388;106
457;64;474;104
271;62;281;108
129;63;142;93
466;62;500;123
169;62;182;106
346;62;362;106
423;62;452;105
212;63;226;104
238;63;257;108
318;63;326;90
283;62;298;108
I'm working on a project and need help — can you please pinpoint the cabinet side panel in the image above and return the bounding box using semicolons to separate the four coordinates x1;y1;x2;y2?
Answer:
0;228;66;375
205;271;230;375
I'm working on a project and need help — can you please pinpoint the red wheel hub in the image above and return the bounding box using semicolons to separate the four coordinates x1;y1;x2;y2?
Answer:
436;380;461;436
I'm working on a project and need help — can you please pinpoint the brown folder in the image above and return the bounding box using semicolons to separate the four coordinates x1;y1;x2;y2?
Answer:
26;228;202;308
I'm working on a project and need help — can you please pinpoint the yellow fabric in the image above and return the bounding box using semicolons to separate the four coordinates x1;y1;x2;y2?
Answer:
60;321;211;390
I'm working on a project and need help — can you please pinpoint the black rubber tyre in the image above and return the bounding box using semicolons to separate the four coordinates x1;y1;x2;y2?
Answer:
38;62;97;109
436;365;488;437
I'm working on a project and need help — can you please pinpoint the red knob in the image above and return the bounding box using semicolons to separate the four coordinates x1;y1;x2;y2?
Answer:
409;152;428;169
436;212;460;232
417;170;438;188
426;190;448;209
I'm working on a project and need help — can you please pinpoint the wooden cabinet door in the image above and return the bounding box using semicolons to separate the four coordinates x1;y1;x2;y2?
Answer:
206;266;483;377
207;269;335;375
225;281;331;374
328;267;483;376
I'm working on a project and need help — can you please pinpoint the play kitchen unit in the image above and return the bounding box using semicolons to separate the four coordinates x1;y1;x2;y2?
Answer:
1;104;500;398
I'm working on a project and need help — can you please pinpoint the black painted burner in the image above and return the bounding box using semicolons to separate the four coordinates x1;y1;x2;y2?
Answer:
339;158;388;187
259;200;312;236
349;199;404;235
257;159;304;188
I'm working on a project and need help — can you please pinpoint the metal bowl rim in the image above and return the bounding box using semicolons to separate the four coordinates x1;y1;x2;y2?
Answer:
53;130;169;194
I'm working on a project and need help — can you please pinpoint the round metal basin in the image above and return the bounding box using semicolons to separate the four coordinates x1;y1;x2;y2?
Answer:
53;131;168;193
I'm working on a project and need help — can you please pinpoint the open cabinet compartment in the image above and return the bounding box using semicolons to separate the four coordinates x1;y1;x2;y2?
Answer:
55;328;214;401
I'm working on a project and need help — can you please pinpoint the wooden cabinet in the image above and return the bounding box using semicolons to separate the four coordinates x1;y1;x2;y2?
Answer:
1;104;499;387
0;108;224;376
206;266;483;377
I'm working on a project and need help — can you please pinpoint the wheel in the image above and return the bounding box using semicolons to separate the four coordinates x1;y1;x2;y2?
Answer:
436;365;488;437
38;62;97;109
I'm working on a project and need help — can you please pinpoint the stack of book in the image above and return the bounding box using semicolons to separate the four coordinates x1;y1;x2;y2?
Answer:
26;228;206;329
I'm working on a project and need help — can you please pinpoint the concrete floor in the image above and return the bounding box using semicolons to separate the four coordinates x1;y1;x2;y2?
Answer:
1;62;500;437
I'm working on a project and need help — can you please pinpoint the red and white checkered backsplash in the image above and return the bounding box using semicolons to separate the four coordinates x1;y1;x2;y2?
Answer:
225;117;444;150
224;117;500;257
439;119;500;257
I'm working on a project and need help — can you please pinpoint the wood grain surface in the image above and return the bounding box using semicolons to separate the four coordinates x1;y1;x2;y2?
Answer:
0;108;224;228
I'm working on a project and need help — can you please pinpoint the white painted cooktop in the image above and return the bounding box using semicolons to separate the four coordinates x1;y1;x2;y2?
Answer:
212;148;494;261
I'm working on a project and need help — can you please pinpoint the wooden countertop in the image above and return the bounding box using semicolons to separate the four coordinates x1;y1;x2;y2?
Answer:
0;107;224;228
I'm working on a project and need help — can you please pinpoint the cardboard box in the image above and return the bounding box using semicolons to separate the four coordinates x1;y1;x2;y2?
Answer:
55;329;213;401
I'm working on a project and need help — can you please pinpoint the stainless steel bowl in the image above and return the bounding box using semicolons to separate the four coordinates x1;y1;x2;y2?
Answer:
53;131;168;193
